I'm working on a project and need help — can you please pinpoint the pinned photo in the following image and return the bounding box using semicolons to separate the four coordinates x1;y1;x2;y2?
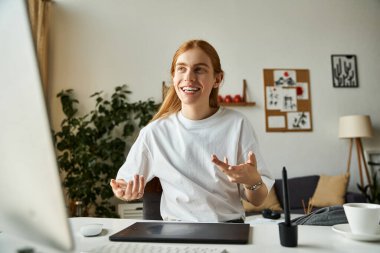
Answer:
274;70;297;87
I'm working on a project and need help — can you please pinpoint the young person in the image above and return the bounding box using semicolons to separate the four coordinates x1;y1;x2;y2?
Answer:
110;39;274;222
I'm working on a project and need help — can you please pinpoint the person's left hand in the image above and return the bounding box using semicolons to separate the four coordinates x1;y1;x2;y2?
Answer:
211;151;261;185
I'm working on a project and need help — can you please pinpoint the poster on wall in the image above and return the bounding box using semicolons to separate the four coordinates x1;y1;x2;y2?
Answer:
263;69;313;132
364;149;380;176
331;55;358;88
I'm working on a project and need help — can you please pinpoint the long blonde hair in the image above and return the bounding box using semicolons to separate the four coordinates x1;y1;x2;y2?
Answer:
151;40;224;121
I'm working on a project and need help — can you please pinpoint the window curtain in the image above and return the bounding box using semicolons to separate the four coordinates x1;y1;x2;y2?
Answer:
27;0;51;100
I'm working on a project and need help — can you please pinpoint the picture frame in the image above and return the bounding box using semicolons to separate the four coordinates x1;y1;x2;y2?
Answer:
331;55;359;88
364;149;380;176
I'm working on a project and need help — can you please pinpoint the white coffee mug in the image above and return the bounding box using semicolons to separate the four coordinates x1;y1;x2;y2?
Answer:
343;203;380;235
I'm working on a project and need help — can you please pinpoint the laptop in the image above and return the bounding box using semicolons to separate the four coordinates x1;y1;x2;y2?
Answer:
109;222;250;244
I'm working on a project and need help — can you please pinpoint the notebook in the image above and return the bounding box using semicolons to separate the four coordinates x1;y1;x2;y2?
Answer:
109;222;250;244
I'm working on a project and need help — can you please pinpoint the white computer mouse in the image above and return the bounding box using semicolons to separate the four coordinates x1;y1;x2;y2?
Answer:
79;223;103;237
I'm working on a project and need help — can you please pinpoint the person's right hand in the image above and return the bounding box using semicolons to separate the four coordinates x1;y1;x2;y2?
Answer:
110;174;145;201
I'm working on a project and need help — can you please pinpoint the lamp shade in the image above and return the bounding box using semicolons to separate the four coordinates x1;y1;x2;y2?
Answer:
339;115;374;138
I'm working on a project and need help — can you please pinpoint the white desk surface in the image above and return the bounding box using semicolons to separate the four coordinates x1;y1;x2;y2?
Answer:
1;216;379;253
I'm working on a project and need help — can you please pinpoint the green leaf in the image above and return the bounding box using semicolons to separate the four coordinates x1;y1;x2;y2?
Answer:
54;85;158;217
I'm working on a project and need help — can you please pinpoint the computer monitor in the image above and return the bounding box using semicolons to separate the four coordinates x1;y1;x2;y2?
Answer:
0;0;73;251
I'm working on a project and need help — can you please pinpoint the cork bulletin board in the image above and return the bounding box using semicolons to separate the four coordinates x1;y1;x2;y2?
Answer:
263;69;312;132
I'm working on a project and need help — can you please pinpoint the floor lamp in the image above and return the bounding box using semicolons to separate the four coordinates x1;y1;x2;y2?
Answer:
339;115;374;187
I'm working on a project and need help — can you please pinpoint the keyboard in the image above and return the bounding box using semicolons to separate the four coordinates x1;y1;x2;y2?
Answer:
87;242;228;253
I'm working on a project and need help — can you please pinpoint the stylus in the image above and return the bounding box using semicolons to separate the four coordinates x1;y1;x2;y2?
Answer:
282;167;291;225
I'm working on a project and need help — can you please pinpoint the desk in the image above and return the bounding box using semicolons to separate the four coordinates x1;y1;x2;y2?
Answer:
0;217;379;253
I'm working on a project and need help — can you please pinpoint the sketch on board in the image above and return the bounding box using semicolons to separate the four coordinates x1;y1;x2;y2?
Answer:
287;112;311;129
266;87;281;110
296;82;308;100
268;115;286;129
281;89;297;111
274;70;297;87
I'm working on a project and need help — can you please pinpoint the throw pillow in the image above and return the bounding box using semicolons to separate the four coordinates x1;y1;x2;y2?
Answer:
311;173;350;207
243;187;283;212
274;175;320;209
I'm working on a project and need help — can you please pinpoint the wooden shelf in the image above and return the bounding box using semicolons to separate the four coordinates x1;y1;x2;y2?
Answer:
220;101;256;106
220;79;256;107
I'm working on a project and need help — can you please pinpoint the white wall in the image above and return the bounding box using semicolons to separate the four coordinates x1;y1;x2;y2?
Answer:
49;0;380;191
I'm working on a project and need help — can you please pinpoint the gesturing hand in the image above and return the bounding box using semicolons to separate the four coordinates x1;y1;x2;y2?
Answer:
211;151;260;185
110;174;145;201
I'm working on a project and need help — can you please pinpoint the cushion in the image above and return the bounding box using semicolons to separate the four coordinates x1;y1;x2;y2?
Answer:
275;175;320;210
311;173;349;207
242;188;282;212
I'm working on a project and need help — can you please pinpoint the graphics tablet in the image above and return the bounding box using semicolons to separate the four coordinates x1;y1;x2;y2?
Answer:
109;222;250;244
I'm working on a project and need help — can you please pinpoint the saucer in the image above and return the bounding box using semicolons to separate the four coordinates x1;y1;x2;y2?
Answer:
332;224;380;242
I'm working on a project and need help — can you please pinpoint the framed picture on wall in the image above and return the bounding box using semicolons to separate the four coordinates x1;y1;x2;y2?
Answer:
331;55;359;88
365;149;380;176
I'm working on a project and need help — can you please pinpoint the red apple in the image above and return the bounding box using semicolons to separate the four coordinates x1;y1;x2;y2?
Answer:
218;95;224;103
224;95;232;103
233;94;242;103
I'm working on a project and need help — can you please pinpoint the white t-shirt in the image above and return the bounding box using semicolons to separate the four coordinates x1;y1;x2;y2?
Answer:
117;107;274;222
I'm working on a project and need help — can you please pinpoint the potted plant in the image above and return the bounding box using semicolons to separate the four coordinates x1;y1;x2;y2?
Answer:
54;85;159;217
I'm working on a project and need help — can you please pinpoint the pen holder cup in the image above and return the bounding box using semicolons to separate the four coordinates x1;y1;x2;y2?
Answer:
278;222;298;247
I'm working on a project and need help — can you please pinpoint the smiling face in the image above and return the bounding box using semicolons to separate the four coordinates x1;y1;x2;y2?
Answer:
173;47;221;109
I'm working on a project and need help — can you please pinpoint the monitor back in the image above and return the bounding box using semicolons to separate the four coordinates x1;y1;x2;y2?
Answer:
0;0;73;251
